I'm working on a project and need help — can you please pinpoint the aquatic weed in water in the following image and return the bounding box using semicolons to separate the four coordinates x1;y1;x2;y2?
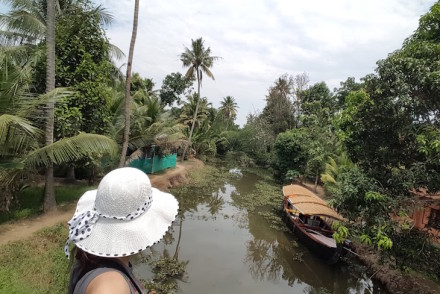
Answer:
142;257;187;294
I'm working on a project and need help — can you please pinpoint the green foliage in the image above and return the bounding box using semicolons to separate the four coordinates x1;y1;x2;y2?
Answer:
0;89;116;211
143;256;187;294
267;80;339;184
218;96;238;129
261;74;295;134
273;129;307;182
376;231;393;250
179;93;210;131
180;38;220;82
331;221;349;244
360;225;393;251
235;113;274;166
334;89;373;143
285;169;300;183
300;82;336;127
160;72;194;106
335;2;440;195
272;124;337;184
224;151;255;167
232;179;288;232
360;234;372;246
0;184;95;223
26;1;115;139
215;130;240;155
24;133;117;168
333;77;363;109
389;229;440;281
131;72;154;95
326;167;378;221
365;191;387;202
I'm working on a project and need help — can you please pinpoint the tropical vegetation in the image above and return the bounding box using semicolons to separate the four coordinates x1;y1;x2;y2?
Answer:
1;0;439;288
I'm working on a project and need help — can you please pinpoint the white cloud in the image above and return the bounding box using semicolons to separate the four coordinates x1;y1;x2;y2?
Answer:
99;0;436;125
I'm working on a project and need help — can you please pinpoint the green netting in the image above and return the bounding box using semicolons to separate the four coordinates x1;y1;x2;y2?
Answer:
129;153;177;174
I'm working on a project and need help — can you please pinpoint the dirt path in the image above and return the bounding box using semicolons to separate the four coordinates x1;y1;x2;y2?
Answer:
0;159;203;247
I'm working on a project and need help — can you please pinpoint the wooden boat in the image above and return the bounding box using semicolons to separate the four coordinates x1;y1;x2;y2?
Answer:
282;184;347;264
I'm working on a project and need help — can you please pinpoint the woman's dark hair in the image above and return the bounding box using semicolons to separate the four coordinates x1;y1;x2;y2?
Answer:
68;246;104;294
70;246;102;273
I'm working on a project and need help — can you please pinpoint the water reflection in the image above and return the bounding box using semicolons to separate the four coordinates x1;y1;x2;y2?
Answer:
237;174;384;294
207;192;224;215
137;169;385;293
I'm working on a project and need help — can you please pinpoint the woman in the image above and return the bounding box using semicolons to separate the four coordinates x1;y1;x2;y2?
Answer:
66;167;179;294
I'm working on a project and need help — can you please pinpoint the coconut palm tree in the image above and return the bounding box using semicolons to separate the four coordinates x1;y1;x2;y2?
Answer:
180;37;220;160
1;0;121;211
0;0;120;98
219;96;238;129
119;0;139;167
0;89;118;212
108;82;187;159
44;0;56;211
179;94;211;130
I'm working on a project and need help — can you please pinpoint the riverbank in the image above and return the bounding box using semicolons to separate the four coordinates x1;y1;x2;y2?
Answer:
0;159;203;246
0;159;203;293
1;160;438;293
353;242;440;294
296;182;440;293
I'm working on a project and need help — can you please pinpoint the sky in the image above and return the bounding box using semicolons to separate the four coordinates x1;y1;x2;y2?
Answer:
1;1;437;126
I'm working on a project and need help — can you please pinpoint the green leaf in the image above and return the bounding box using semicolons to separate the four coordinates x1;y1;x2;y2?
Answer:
24;133;117;168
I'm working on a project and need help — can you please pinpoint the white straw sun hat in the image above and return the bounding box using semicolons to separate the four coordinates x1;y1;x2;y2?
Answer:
64;167;179;258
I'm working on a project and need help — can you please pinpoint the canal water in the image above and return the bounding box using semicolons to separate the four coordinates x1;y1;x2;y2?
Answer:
135;168;386;293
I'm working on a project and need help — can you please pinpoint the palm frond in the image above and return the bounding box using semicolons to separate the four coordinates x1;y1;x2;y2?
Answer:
17;87;72;118
0;167;22;188
201;65;215;80
321;173;336;185
184;66;194;79
0;132;36;157
24;133;118;168
108;43;125;60
0;113;39;145
92;5;114;27
0;44;34;64
129;122;188;150
0;62;33;99
1;9;46;41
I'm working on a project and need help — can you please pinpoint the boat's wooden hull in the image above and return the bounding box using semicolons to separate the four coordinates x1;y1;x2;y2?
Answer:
283;210;342;264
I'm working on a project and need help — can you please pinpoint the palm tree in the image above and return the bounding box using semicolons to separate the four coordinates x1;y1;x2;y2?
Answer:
0;0;120;98
0;90;118;212
1;0;121;211
119;0;139;167
44;0;56;212
179;94;210;130
219;96;238;129
180;37;219;160
107;81;187;159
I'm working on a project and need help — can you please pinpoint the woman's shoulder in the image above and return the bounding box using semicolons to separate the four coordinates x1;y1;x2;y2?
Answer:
85;270;131;294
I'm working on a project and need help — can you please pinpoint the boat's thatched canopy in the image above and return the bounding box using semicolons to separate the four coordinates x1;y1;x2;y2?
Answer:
283;184;344;221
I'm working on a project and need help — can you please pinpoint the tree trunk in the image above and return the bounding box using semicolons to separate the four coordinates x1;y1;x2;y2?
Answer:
181;68;200;161
43;0;56;213
66;166;75;181
119;0;140;167
314;170;319;192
